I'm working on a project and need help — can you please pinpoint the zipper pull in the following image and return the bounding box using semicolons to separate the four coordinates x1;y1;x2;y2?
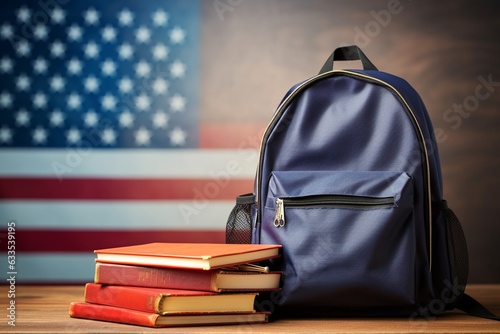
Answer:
273;198;285;227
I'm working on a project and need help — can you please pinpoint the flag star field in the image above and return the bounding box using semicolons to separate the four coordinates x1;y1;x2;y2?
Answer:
0;1;199;149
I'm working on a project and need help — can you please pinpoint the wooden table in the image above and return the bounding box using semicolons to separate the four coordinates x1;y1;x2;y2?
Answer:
1;285;499;333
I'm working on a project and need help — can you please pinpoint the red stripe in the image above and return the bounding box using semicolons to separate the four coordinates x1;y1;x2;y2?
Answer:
199;123;266;149
0;178;253;200
0;229;226;252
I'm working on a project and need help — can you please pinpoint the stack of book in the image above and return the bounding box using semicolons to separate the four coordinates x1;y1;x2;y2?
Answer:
69;242;282;328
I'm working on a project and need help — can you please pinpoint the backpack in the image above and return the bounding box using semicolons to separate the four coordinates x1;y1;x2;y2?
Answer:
226;45;499;320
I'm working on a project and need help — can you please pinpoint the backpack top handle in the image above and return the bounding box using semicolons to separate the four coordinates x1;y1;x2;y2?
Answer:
318;45;378;74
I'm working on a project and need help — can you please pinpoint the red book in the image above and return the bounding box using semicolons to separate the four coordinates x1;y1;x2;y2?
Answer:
94;242;281;270
69;302;269;328
84;283;257;314
94;262;281;292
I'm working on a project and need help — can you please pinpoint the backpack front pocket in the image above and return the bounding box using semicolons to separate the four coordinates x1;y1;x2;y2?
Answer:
261;170;416;311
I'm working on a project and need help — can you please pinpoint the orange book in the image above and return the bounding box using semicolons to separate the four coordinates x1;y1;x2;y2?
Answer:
95;262;281;292
94;242;281;270
69;302;269;328
84;283;257;314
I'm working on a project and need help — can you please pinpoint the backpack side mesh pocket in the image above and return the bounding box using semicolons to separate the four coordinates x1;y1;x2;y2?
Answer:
225;193;255;244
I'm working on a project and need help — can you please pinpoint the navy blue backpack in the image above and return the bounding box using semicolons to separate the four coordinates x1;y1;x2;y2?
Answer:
226;45;499;320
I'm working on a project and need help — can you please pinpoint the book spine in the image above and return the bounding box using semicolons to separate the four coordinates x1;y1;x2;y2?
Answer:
84;283;163;313
95;263;217;292
69;302;159;327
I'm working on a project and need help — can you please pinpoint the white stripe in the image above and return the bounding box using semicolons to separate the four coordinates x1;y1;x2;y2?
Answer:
1;253;95;283
0;201;234;229
0;149;259;178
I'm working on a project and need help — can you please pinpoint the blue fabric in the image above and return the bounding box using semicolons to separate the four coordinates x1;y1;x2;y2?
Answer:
253;69;453;315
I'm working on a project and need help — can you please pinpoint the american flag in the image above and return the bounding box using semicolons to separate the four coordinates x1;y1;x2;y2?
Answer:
0;1;257;283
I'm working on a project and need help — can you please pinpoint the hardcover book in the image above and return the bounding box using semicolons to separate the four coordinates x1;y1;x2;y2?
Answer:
84;283;257;314
94;262;281;292
94;242;281;270
69;302;269;328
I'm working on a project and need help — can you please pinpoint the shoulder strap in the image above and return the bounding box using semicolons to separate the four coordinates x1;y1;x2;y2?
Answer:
458;293;500;321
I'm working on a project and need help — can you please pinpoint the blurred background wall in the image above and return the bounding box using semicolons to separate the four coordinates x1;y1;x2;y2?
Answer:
0;0;499;283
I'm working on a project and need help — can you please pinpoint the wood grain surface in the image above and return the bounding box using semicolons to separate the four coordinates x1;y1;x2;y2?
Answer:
0;284;499;333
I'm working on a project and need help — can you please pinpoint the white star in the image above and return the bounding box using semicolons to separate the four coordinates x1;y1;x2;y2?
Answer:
84;76;99;93
101;128;116;145
135;60;151;77
152;9;169;27
68;25;83;41
135;127;151;146
170;127;187;146
0;24;13;40
67;58;82;75
152;110;169;128
135;26;151;43
50;40;65;58
16;40;31;57
152;43;169;60
83;110;99;127
119;110;134;128
101;93;117;111
118;43;134;60
0;92;13;108
32;127;48;144
102;25;117;42
84;8;100;25
170;60;186;78
34;24;49;40
84;41;100;58
67;127;81;144
118;9;134;26
49;109;65;127
33;58;48;74
101;59;116;76
15;109;30;126
32;92;47;109
169;94;186;112
0;57;13;73
67;93;82;110
170;26;186;44
50;75;65;92
136;94;151;111
51;7;66;24
16;74;31;91
118;77;133;94
152;78;168;95
17;7;31;23
0;126;13;144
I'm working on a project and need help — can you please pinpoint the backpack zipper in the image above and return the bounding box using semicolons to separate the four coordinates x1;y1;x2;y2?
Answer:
256;70;432;270
273;195;394;228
